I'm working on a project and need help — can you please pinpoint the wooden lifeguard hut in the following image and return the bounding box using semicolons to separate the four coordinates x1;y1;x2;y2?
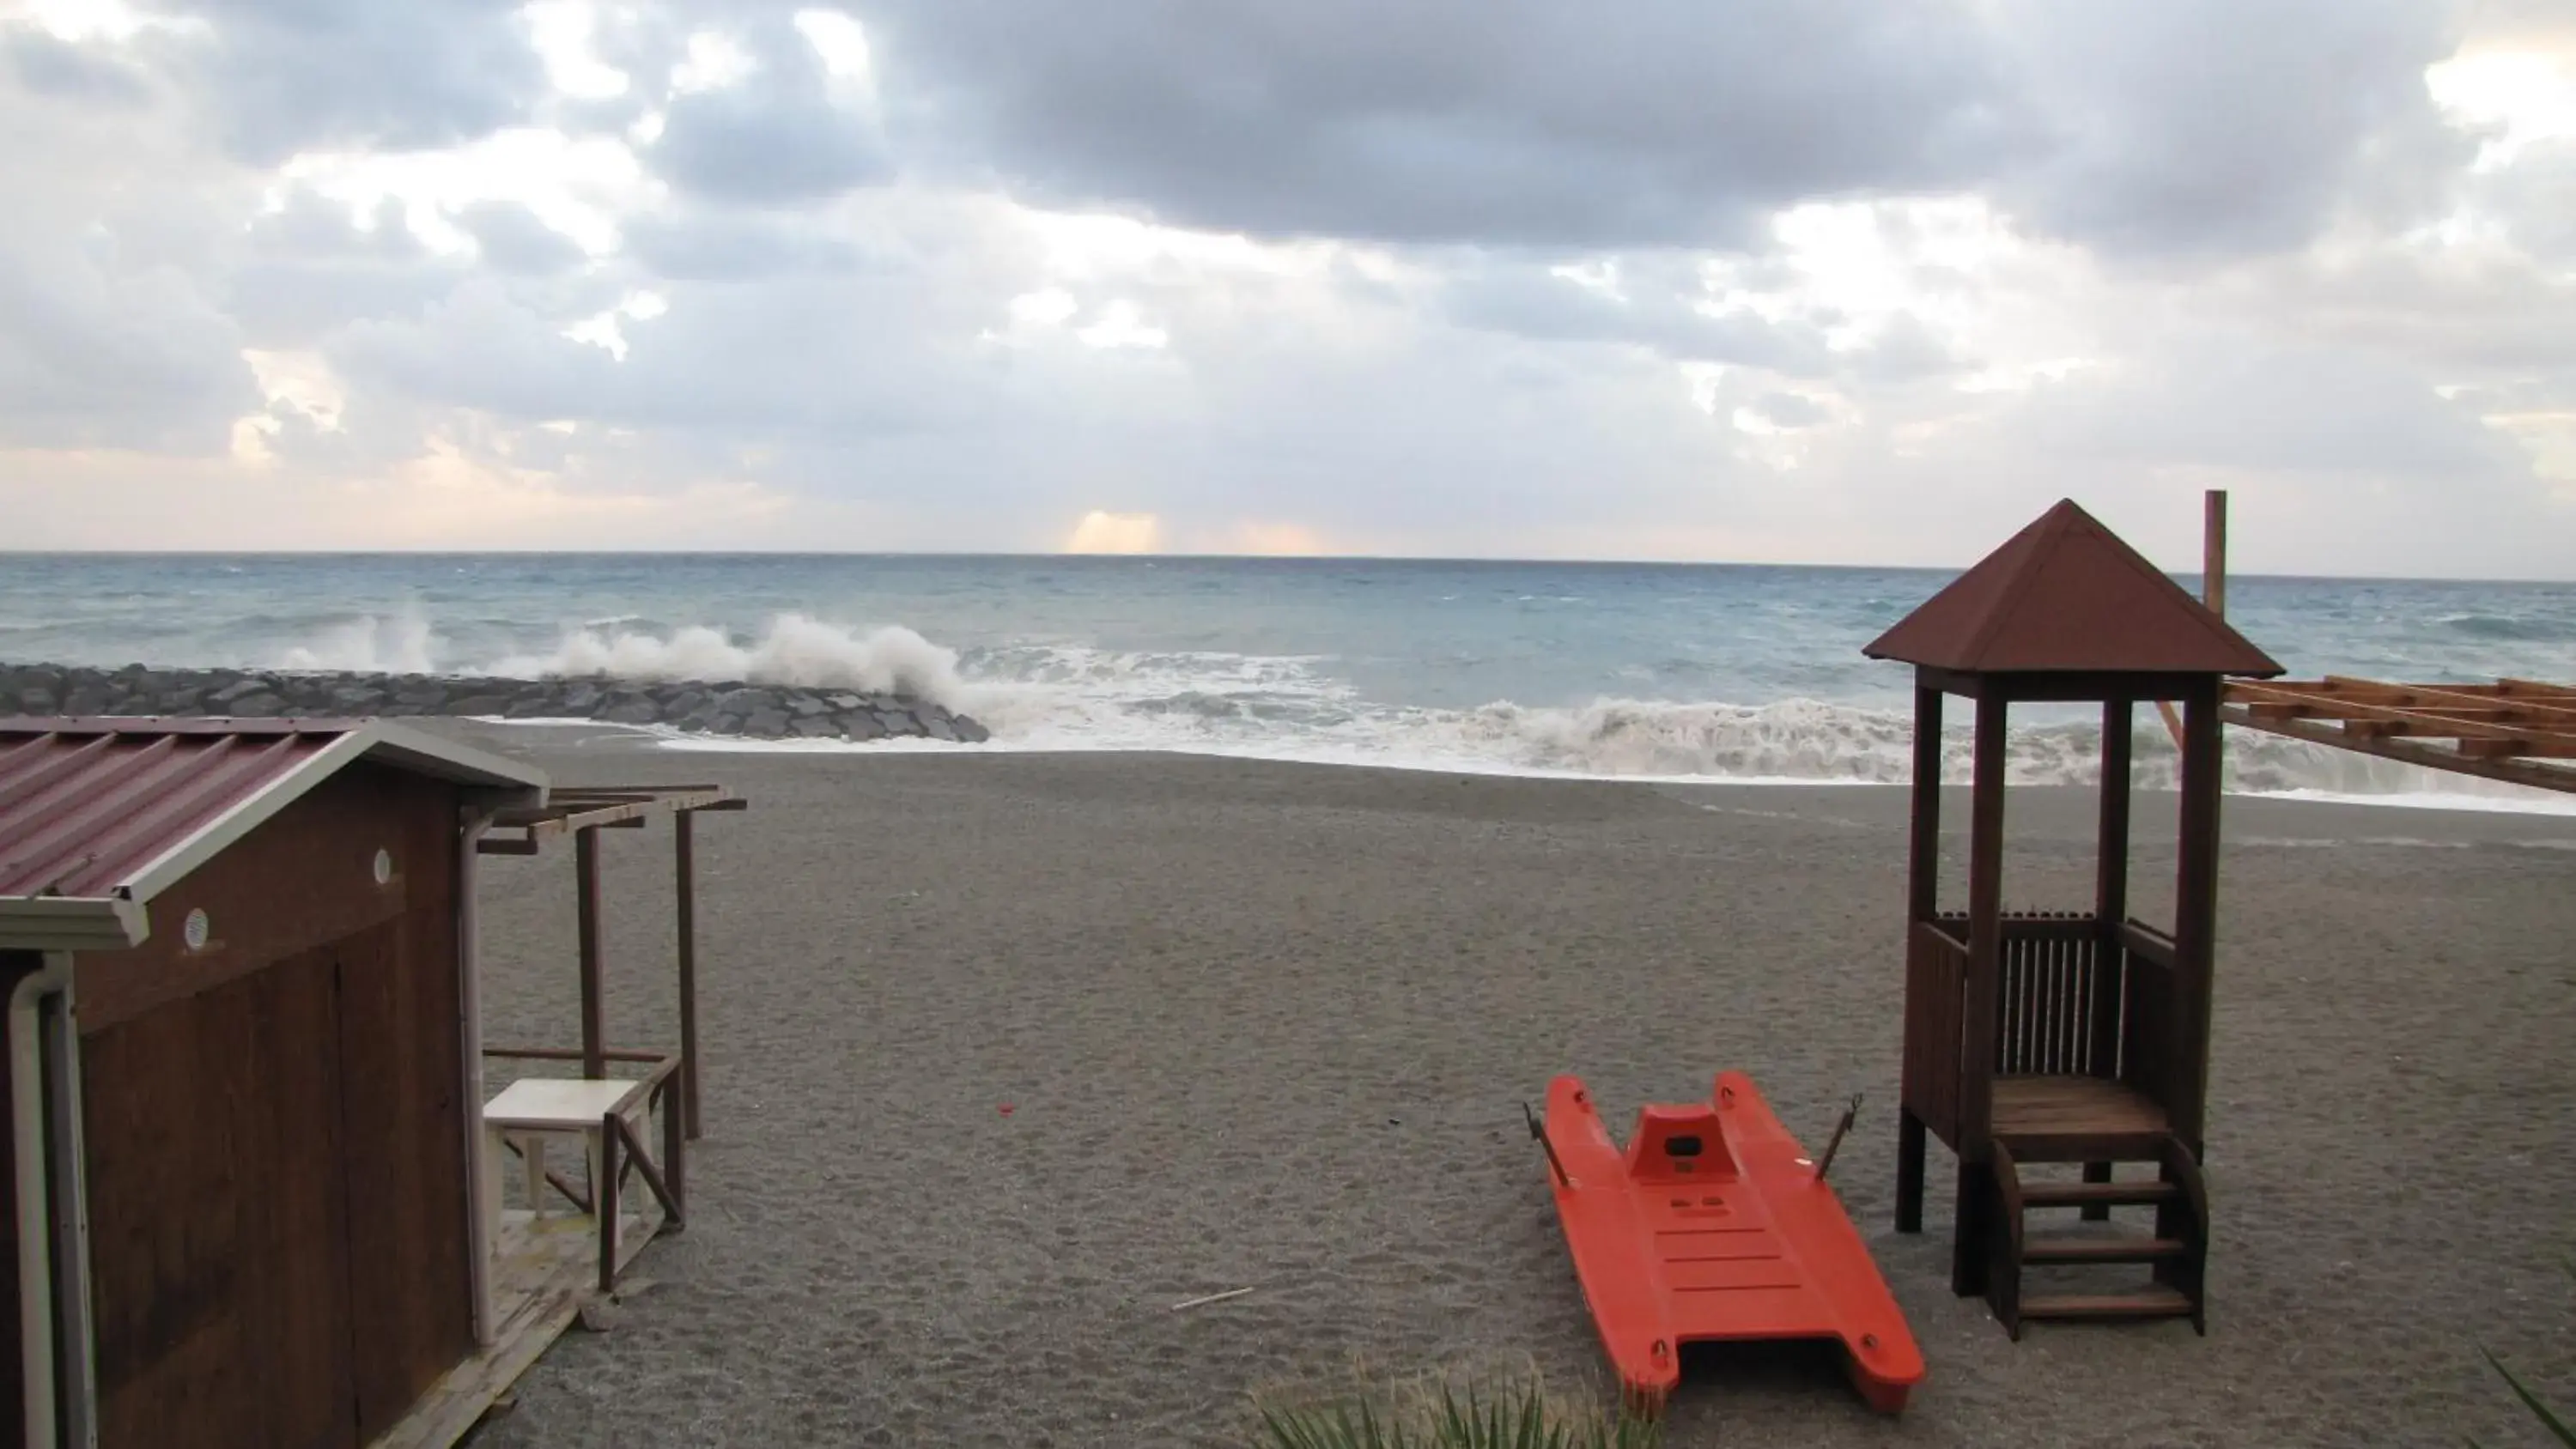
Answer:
0;716;743;1448
1864;500;2283;1337
0;718;546;1448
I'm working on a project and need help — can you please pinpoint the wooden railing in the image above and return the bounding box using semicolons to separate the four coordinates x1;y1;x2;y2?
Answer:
1902;919;1970;1143
1993;912;2111;1078
1905;912;2190;1149
2114;920;2188;1125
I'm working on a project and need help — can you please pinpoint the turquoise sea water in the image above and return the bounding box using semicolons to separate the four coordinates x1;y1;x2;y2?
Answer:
3;554;2572;804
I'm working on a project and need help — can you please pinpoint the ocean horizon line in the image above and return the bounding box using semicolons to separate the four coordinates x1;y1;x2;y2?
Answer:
3;549;2567;589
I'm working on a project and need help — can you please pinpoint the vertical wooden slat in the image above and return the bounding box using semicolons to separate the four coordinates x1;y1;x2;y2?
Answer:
575;826;606;1082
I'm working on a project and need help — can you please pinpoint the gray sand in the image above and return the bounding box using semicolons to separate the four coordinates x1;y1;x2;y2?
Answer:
452;731;2576;1448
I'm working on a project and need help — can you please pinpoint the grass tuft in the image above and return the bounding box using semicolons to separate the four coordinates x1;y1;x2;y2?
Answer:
1255;1361;1661;1449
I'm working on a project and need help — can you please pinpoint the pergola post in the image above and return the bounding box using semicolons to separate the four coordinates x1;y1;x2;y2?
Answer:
575;825;606;1081
675;809;702;1141
1896;679;1944;1234
1953;685;2008;1297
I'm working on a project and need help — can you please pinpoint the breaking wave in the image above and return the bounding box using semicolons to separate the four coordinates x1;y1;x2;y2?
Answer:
248;613;2573;811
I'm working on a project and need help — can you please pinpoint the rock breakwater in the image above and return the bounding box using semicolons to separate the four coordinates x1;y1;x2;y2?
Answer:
0;663;990;743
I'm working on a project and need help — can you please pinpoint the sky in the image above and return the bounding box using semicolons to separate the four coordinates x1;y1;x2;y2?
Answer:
1;1;2573;576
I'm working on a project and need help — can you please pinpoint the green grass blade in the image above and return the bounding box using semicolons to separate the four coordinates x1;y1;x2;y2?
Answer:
2482;1347;2576;1447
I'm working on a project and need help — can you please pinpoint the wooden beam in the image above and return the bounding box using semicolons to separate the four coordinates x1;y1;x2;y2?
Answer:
2220;706;2576;794
2317;676;2576;724
2231;682;2576;755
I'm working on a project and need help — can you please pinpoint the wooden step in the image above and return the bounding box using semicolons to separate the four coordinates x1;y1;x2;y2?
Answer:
2019;1287;2196;1322
2021;1179;2180;1209
2023;1236;2190;1265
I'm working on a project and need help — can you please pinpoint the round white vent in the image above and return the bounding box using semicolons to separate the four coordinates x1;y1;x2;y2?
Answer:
182;908;210;952
374;848;393;885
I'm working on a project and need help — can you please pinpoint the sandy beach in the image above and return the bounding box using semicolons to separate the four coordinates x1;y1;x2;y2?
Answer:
451;731;2576;1448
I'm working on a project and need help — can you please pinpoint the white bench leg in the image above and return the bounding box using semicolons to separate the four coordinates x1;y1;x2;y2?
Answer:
524;1135;548;1220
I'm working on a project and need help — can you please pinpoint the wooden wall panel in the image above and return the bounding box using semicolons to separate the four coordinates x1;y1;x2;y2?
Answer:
76;764;420;1036
335;900;471;1440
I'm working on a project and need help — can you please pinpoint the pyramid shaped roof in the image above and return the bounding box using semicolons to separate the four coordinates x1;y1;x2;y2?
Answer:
1862;500;2283;676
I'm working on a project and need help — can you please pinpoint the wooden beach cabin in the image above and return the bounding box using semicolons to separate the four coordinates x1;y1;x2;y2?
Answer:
0;718;546;1449
1865;500;2283;1338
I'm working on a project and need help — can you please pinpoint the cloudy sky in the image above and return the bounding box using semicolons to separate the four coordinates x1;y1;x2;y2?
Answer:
3;0;2572;575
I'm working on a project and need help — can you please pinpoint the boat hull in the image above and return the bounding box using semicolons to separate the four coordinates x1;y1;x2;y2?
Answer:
1538;1071;1925;1414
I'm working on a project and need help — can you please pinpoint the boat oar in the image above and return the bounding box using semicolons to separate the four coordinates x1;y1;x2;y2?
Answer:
1813;1093;1863;1184
1522;1100;1571;1186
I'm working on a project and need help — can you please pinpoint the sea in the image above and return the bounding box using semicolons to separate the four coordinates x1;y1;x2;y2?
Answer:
3;554;2573;811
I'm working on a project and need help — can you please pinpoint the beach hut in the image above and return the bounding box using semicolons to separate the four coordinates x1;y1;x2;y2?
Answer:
1864;500;2282;1337
0;718;545;1448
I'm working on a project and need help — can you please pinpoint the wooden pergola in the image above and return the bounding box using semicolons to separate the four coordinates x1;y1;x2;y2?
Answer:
2222;677;2576;794
471;784;745;1300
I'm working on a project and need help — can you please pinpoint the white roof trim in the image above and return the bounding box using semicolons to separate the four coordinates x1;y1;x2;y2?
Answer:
0;896;150;951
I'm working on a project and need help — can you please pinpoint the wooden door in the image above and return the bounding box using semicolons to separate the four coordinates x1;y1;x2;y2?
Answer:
86;946;356;1449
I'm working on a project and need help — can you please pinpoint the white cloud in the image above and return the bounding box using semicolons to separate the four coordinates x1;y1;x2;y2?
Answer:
1075;299;1167;350
1063;509;1161;554
2428;46;2576;169
276;127;652;258
670;31;756;95
524;1;629;101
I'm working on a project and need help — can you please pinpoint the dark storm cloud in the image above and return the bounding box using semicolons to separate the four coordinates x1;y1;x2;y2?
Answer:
855;0;2032;249
223;193;461;346
1994;0;2472;258
624;211;871;279
856;0;2476;262
3;29;153;105
1438;260;1837;373
1747;391;1826;427
135;0;544;163
457;201;590;276
644;16;892;203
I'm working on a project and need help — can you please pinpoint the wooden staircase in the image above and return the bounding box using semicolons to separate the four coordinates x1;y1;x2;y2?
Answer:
1980;1136;2208;1339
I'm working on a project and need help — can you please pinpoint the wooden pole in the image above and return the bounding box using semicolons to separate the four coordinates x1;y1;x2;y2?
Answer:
1907;682;1945;925
2153;490;2229;753
1953;686;2008;1298
2203;488;2228;618
576;826;606;1081
2085;698;2135;1218
1897;678;1943;1234
675;809;702;1140
2172;680;2225;1156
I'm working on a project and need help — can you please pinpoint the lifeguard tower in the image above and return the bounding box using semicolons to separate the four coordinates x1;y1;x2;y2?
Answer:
1865;500;2282;1337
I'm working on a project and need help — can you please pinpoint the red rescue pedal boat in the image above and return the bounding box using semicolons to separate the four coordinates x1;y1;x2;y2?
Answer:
1532;1071;1925;1415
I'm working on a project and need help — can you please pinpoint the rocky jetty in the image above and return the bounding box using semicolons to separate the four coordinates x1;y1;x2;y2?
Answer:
0;663;991;744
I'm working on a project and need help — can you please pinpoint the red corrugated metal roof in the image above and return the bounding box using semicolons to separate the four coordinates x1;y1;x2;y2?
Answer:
0;721;349;898
1862;499;2284;676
